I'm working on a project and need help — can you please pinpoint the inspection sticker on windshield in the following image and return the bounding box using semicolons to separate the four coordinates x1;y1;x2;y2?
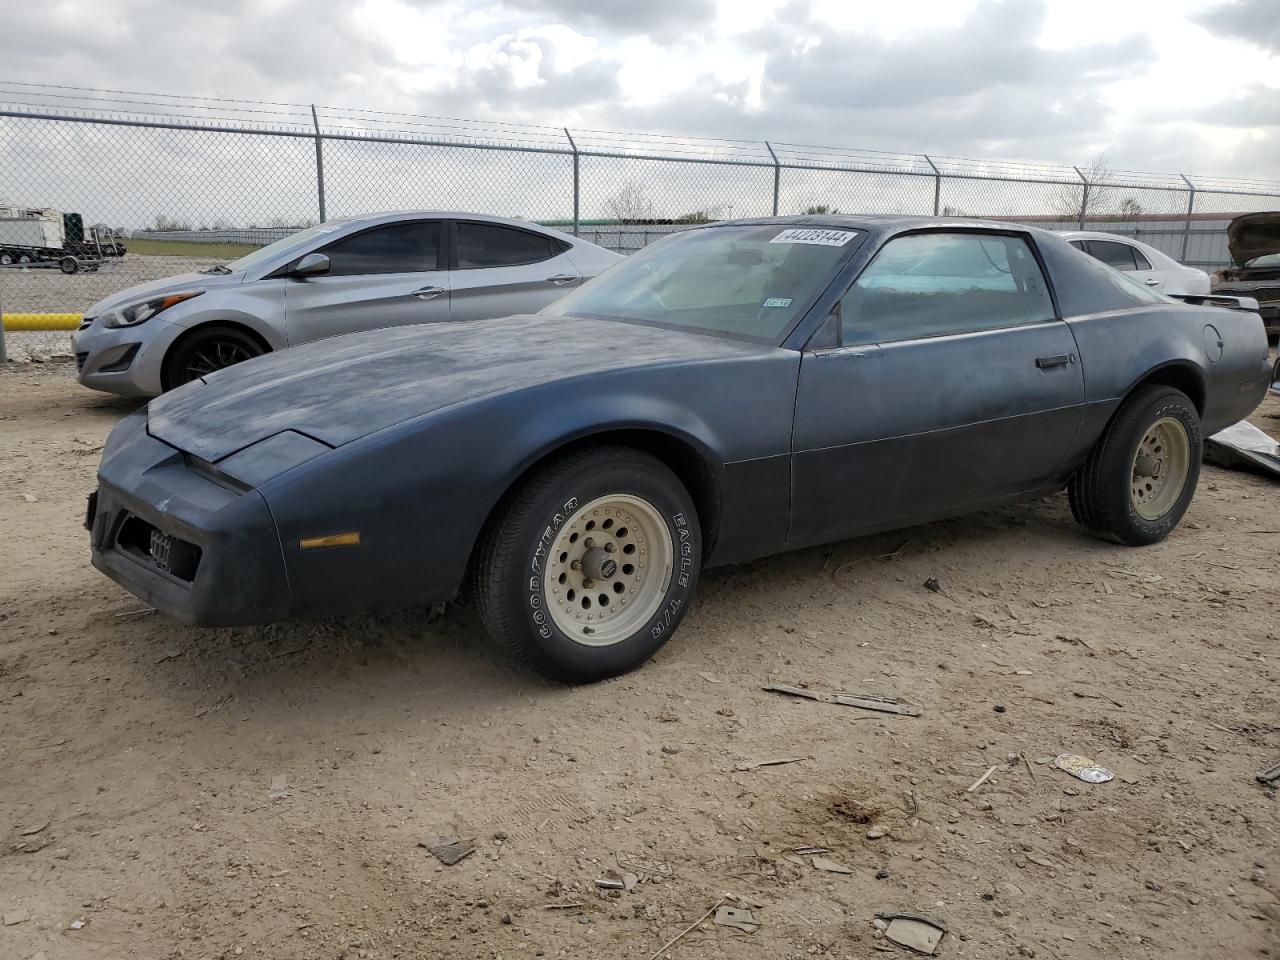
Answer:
762;297;793;308
770;228;858;247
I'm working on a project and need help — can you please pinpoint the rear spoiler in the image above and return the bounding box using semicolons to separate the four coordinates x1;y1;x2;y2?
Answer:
1168;293;1261;312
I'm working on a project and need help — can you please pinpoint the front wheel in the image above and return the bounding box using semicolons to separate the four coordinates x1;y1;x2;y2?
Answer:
59;256;78;274
164;325;265;389
1068;385;1201;546
475;446;701;682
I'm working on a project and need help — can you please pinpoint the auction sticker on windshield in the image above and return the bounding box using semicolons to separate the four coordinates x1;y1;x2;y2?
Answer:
770;228;859;246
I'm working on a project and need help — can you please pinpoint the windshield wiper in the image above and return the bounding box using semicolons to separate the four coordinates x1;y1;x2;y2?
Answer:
200;264;232;275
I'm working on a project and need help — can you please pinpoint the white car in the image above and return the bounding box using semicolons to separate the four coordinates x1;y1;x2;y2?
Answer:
72;212;622;397
1058;230;1210;296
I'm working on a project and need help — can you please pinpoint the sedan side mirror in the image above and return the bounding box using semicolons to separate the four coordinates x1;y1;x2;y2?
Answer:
292;252;330;277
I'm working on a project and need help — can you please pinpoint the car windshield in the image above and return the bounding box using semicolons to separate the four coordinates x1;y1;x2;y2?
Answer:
542;224;863;342
223;222;349;275
1246;253;1280;268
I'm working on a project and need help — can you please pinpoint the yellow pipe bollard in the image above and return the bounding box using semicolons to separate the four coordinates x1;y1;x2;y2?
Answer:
2;313;83;331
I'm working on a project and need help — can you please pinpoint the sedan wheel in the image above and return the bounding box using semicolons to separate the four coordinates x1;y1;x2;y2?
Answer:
476;446;700;682
1068;385;1201;545
164;326;265;390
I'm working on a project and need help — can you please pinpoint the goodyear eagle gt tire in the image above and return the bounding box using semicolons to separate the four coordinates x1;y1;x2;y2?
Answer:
475;446;701;682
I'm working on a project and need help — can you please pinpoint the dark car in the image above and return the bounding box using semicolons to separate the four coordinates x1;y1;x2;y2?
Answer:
1212;211;1280;342
87;216;1272;681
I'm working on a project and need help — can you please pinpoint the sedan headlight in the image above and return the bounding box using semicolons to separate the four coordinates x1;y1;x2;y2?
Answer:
102;291;204;329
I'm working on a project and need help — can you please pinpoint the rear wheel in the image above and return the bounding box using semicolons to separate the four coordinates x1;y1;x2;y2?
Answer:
59;256;78;274
0;253;12;265
164;325;265;390
475;446;701;682
1068;385;1201;545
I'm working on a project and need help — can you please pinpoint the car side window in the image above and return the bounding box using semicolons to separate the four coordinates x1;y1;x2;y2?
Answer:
320;222;441;276
1084;239;1138;271
839;232;1056;347
1131;247;1153;271
455;222;560;268
1069;239;1087;252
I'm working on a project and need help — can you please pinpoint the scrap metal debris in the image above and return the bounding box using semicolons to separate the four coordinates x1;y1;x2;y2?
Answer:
1205;420;1280;479
713;904;760;933
877;912;948;955
734;756;809;772
1256;761;1280;786
763;683;922;717
1054;754;1114;784
419;835;476;865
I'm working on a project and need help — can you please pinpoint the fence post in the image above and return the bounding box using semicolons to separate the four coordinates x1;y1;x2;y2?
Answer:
764;141;781;216
310;105;327;223
564;128;580;237
1073;166;1090;229
0;290;7;365
1179;174;1196;263
923;154;941;216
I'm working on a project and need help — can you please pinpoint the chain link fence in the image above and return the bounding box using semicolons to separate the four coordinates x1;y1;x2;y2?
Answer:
2;84;1279;362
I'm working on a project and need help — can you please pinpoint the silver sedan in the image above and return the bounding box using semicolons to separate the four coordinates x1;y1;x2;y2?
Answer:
72;212;622;396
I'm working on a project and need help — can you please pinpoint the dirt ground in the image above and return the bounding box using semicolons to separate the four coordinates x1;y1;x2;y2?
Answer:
1;369;1277;960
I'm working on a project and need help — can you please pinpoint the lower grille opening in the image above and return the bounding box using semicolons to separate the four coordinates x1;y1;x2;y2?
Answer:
99;344;140;374
117;515;202;582
75;352;89;371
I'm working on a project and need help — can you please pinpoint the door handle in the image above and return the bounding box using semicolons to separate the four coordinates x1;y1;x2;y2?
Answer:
545;274;578;285
410;286;446;301
1036;354;1071;369
1144;278;1161;286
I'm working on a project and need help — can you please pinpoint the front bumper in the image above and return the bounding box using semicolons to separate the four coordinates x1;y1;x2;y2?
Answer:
72;317;183;397
89;411;292;626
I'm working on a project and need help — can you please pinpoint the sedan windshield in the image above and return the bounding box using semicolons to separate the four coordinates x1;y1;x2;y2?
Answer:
223;221;349;275
542;224;863;342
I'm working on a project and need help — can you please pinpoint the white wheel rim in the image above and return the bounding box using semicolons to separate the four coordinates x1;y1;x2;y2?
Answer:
1130;416;1190;521
544;494;674;647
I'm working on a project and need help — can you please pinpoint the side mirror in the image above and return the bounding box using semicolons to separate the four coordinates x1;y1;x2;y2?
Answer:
292;252;330;277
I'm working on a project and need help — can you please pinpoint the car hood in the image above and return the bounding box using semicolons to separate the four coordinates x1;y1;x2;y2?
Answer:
147;315;769;461
85;270;245;316
1227;212;1280;267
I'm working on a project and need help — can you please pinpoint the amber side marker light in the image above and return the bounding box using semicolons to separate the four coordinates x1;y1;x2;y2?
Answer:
299;532;361;550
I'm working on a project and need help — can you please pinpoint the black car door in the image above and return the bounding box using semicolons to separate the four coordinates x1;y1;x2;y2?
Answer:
788;230;1085;548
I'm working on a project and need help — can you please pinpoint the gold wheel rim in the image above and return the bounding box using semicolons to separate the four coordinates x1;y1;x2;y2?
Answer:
1130;417;1190;521
544;494;674;647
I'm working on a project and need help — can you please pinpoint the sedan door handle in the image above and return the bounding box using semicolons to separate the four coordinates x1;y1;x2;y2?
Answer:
410;286;446;301
1144;278;1161;286
1036;354;1071;370
545;274;578;286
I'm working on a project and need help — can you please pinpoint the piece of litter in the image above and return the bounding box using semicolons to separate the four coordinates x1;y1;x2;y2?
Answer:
595;871;625;891
880;914;947;955
734;756;808;772
69;918;87;930
713;905;759;933
1054;754;1113;783
923;577;943;593
419;835;476;865
697;672;722;683
967;764;1000;793
543;902;585;911
19;820;50;836
763;683;921;716
22;493;38;503
3;909;30;926
811;855;853;874
792;846;831;856
1256;762;1280;785
622;872;639;893
269;774;288;797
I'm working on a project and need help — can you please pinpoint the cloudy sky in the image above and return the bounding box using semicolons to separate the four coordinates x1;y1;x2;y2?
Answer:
2;0;1277;178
